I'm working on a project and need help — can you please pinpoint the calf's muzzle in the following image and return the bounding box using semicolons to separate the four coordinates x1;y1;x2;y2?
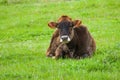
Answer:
60;35;71;43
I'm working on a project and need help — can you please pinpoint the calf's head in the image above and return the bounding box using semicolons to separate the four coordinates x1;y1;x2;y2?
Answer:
48;15;82;43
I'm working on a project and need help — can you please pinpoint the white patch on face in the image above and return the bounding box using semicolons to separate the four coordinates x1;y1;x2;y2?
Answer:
61;35;68;39
60;35;71;43
60;38;63;42
67;37;71;41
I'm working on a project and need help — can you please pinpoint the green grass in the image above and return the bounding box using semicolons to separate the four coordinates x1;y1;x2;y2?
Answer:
0;0;120;80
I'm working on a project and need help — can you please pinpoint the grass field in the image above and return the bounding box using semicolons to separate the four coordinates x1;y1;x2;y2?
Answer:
0;0;120;80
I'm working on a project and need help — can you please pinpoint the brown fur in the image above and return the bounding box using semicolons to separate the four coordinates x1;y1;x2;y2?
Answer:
55;43;73;59
46;15;96;59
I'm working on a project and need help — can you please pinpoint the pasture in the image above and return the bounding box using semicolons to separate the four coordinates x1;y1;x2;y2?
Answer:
0;0;120;80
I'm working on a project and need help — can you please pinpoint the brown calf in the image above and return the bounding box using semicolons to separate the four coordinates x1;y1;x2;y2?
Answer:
46;15;96;59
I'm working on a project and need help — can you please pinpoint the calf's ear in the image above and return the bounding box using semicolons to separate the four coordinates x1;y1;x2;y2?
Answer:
48;22;57;29
72;20;82;27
